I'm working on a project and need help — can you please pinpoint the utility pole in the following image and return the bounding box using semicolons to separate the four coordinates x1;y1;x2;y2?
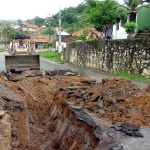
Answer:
48;14;51;40
58;7;62;53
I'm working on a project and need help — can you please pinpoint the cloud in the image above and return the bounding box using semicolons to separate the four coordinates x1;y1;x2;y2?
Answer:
0;0;84;20
0;0;124;20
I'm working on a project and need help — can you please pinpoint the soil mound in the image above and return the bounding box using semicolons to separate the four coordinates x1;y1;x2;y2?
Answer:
62;78;150;126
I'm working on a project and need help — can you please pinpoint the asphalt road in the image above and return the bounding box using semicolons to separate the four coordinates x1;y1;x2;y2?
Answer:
1;51;114;81
1;51;150;150
0;52;6;71
1;51;148;89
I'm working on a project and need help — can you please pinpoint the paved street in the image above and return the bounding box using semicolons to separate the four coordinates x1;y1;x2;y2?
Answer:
0;52;7;71
0;51;114;82
1;51;148;89
41;57;114;81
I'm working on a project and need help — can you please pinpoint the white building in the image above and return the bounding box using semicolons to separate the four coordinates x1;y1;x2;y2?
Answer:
112;2;150;40
113;20;128;39
56;29;70;52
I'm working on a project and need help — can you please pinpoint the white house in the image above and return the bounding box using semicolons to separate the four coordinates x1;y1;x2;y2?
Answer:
112;3;150;40
113;20;128;39
55;28;71;52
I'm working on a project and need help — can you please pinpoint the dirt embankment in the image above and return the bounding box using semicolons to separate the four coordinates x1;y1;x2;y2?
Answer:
0;70;149;150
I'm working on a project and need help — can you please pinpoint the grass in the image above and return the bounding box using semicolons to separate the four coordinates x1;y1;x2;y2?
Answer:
115;71;150;83
38;50;63;63
0;50;4;52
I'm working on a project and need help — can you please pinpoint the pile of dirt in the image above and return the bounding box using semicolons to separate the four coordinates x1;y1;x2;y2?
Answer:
104;94;150;126
61;78;150;127
0;70;149;149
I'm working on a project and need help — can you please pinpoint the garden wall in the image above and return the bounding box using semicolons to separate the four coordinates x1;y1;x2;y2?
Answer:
62;39;150;77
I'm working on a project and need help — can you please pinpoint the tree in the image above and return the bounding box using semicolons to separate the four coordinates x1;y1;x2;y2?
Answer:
15;30;28;36
124;0;143;11
52;3;89;32
123;0;148;21
27;16;45;27
17;19;23;26
40;28;56;35
61;7;78;24
85;0;127;31
0;23;16;44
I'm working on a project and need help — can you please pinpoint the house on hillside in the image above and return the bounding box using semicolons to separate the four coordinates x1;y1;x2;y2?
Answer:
72;27;105;40
22;22;45;33
55;29;72;51
16;22;51;49
27;33;50;49
113;3;150;39
10;33;50;50
11;22;21;29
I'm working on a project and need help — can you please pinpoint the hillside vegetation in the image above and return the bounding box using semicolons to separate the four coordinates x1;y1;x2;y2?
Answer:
52;3;91;32
26;0;127;33
26;2;90;33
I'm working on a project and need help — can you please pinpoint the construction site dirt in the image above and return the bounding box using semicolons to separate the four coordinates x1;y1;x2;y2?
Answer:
0;70;149;150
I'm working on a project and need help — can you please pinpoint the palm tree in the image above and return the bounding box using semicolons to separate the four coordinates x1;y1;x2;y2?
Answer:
123;0;143;21
0;23;16;46
124;0;143;11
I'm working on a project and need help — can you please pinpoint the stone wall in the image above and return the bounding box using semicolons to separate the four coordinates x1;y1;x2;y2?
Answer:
62;39;150;77
0;43;6;49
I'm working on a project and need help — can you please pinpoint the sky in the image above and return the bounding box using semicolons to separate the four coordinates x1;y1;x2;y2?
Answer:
0;0;124;20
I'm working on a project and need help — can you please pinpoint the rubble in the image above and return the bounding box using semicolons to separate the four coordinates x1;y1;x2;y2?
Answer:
112;123;143;137
62;78;150;126
0;70;149;149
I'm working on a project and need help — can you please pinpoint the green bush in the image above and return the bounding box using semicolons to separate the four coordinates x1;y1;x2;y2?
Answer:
124;22;137;35
44;42;53;48
0;50;4;52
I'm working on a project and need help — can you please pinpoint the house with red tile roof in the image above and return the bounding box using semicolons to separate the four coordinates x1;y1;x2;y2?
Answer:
13;22;54;49
55;28;73;51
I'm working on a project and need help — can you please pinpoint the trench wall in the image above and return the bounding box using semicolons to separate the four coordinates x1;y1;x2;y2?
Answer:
62;39;150;77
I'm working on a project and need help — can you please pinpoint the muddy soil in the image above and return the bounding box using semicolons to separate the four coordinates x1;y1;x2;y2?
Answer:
0;70;149;150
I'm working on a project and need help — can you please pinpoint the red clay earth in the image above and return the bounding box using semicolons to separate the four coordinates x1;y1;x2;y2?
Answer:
62;78;150;127
0;70;149;150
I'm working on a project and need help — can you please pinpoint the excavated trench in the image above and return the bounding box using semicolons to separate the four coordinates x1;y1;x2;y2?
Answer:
0;70;150;150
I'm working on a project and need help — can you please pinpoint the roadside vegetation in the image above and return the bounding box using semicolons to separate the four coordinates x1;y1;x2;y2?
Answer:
0;49;4;52
115;71;150;83
38;50;63;63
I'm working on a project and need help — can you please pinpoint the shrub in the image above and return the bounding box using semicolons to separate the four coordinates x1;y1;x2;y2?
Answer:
44;42;53;48
124;22;137;35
